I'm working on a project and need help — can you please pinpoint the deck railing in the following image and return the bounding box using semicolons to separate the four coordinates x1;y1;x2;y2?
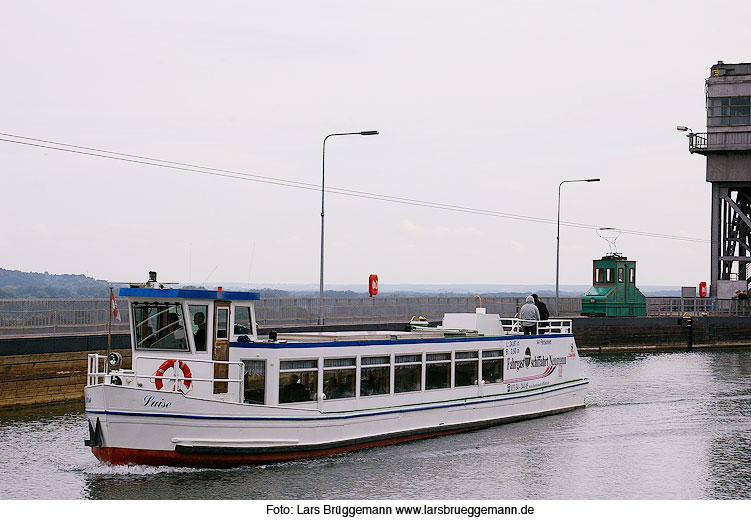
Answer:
689;131;751;152
87;353;246;401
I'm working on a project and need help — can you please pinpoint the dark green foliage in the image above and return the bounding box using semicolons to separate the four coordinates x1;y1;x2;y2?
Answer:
0;268;110;298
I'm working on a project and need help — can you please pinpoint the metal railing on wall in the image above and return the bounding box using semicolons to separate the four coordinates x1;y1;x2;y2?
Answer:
1;295;749;338
0;298;131;337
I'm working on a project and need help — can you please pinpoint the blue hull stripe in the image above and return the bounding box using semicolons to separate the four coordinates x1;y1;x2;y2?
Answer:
86;379;588;422
231;333;574;349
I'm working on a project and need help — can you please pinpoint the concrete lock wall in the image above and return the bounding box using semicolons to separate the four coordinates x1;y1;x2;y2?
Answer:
0;334;131;409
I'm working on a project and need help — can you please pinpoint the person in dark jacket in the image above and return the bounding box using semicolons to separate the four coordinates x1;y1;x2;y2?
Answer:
531;293;550;320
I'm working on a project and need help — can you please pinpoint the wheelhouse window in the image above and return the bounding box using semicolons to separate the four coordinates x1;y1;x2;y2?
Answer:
234;305;253;335
243;360;265;404
279;360;317;403
395;354;422;393
454;351;478;387
132;302;187;350
708;96;751;126
188;305;208;352
426;352;450;390
482;350;503;383
215;306;229;340
323;358;355;400
360;356;390;396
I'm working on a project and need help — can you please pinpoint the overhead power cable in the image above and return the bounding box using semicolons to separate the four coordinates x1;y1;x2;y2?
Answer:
0;132;708;243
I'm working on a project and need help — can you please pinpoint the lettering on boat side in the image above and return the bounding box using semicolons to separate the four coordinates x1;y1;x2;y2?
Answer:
143;395;172;409
536;338;552;345
506;354;567;371
505;340;521;354
85;396;92;403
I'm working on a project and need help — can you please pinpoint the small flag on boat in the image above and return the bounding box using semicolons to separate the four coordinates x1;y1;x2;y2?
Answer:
111;290;121;322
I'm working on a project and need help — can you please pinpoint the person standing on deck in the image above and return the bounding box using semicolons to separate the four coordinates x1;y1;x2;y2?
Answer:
531;293;550;320
519;295;540;335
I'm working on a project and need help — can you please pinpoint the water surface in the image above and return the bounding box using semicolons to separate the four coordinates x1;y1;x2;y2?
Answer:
1;350;750;499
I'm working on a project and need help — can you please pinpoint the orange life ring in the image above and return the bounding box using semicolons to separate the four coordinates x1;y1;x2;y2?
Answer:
154;359;192;392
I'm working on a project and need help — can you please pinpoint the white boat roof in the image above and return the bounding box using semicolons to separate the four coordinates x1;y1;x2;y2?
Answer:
275;328;479;342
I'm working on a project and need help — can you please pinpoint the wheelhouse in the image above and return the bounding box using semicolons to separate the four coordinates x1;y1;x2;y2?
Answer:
116;286;260;401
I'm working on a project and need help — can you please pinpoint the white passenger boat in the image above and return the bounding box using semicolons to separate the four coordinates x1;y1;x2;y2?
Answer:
85;279;588;467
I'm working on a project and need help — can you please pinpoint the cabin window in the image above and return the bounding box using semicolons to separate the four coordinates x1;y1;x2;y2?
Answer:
606;268;614;283
482;350;503;383
188;305;208;352
243;360;265;404
395;354;422;393
617;267;624;283
629;267;635;283
595;268;605;284
279;360;317;403
360;356;390;396
234;306;253;335
426;352;450;390
454;351;479;387
132;302;188;350
215;307;229;340
323;358;355;400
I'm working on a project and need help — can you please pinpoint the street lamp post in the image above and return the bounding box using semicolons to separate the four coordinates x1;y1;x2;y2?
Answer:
319;130;379;325
555;178;600;316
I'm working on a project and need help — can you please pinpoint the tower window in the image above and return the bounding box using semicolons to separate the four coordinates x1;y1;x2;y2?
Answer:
708;96;751;126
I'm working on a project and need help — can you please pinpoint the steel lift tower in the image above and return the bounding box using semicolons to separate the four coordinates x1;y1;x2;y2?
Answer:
685;61;751;297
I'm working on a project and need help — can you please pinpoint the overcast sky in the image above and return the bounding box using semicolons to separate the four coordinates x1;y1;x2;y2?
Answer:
1;1;748;289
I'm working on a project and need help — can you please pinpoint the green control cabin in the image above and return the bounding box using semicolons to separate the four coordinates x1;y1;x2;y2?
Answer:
581;254;646;316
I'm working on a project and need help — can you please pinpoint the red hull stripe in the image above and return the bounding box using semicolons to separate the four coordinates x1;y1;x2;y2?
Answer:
91;405;583;468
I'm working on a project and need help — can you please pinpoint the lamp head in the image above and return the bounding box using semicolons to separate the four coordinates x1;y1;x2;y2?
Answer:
360;130;379;135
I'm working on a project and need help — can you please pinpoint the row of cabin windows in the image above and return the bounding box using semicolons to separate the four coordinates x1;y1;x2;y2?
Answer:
707;96;751;126
594;267;635;285
131;302;253;353
242;350;505;405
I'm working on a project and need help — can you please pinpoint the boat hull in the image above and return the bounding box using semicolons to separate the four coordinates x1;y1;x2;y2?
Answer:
86;380;587;467
91;404;580;467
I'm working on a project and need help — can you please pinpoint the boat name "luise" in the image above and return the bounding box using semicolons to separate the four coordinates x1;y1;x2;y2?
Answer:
143;395;172;408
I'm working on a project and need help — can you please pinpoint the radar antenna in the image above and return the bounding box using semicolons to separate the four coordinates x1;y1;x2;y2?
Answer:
597;227;622;257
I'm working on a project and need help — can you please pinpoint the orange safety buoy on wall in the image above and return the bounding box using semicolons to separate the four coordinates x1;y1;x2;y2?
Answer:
369;274;379;297
699;282;708;298
154;359;193;392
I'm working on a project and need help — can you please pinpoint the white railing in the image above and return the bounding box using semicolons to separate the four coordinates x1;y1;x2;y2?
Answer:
499;318;572;335
87;354;246;401
87;353;109;386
